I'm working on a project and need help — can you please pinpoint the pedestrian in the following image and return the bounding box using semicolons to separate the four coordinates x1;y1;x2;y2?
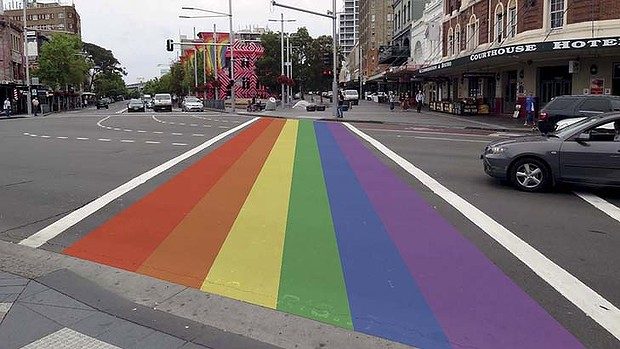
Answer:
3;98;11;118
337;91;345;118
389;92;396;111
32;97;40;116
525;92;536;126
403;92;411;111
415;90;425;113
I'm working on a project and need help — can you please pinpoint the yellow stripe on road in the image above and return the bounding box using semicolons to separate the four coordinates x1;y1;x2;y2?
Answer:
201;120;299;308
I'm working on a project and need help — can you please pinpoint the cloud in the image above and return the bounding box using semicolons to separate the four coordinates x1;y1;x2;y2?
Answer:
72;0;338;84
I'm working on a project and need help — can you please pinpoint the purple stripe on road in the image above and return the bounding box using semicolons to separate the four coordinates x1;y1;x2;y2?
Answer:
328;122;584;349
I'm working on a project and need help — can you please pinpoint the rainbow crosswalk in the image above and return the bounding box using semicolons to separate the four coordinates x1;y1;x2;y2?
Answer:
65;118;584;348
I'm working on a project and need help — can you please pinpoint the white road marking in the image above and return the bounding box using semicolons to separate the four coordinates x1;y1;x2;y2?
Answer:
96;115;113;128
113;128;121;131
23;132;30;136
153;131;163;134
179;123;186;126
115;108;128;114
344;122;620;340
218;126;229;129
29;134;38;137
145;141;161;144
192;134;205;137
575;192;620;224
120;139;135;143
413;136;489;143
123;129;133;132
76;137;89;140
137;130;147;133
98;138;112;142
40;135;51;139
172;143;188;146
56;136;68;139
190;124;198;127
19;117;260;249
172;133;183;136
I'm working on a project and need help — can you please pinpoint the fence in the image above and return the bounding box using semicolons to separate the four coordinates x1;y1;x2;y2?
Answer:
204;99;225;110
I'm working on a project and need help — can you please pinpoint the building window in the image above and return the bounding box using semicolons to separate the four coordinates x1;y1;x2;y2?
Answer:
448;27;454;57
455;24;461;53
507;0;517;38
387;13;392;22
59;12;65;19
467;15;479;50
495;3;504;43
550;0;564;29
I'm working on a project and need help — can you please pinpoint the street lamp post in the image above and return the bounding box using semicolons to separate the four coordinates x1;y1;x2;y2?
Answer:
268;15;295;109
181;1;236;111
23;0;32;116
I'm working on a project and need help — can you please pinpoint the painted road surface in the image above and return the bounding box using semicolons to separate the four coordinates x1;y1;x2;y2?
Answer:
64;118;583;348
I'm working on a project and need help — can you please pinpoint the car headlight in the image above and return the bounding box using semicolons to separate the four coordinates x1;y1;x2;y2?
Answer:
487;146;505;154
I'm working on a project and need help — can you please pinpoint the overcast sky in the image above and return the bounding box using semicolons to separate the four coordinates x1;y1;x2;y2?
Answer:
70;0;340;83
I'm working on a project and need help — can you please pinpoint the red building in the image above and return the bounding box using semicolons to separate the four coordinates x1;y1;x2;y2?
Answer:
181;31;269;100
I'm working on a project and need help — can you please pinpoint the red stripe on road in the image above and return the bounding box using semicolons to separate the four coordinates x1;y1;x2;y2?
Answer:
64;118;273;271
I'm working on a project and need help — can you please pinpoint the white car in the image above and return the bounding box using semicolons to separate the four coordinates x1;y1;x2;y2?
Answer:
343;90;359;105
182;96;204;112
153;93;173;112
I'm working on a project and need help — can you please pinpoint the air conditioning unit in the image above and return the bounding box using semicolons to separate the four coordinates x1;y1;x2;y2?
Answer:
569;60;580;74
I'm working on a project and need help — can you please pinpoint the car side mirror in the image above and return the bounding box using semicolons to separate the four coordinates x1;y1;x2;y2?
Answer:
575;133;590;143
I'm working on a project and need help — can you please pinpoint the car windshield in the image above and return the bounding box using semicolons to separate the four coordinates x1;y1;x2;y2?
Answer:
185;97;199;102
155;95;171;100
129;99;142;105
552;116;603;138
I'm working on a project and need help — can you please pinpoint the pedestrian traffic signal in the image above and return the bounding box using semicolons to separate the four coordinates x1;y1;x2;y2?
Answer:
322;69;333;78
166;39;174;52
322;51;332;67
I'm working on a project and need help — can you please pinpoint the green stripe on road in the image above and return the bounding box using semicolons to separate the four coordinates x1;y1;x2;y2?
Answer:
277;120;353;329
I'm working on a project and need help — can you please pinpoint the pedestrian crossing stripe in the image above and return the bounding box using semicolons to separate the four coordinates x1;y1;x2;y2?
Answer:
65;118;583;349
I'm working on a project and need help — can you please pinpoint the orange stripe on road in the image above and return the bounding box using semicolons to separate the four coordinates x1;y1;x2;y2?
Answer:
64;118;273;271
137;119;286;287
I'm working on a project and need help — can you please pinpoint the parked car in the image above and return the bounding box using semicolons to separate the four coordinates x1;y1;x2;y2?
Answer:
127;99;145;112
537;95;620;133
153;93;173;112
482;113;620;192
181;96;204;112
96;98;109;109
343;89;359;105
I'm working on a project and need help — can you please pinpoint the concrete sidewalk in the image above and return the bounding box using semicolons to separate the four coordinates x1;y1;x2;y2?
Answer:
225;100;535;133
0;241;410;349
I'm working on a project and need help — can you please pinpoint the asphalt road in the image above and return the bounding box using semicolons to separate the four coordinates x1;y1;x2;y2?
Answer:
0;103;618;348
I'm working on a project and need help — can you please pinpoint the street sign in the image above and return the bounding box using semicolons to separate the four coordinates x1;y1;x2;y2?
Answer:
31;77;39;85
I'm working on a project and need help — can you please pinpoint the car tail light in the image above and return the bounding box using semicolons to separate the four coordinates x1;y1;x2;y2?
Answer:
539;112;548;121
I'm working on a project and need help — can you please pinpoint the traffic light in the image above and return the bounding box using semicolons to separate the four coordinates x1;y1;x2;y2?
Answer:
322;51;332;67
322;69;333;78
166;39;174;52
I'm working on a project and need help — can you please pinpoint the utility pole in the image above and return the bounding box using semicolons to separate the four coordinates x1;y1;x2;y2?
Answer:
213;24;219;100
286;33;291;106
23;0;32;116
359;44;363;99
269;14;295;109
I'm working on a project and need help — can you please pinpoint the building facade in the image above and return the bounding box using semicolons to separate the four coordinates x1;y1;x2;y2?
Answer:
339;0;359;56
5;0;81;38
359;0;394;78
419;0;620;116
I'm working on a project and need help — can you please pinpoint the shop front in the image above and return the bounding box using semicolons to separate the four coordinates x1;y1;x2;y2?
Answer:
419;36;620;118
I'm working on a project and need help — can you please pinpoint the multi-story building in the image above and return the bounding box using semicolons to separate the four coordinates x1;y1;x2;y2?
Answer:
419;0;620;116
359;0;394;78
378;0;427;68
339;0;359;56
5;0;81;38
0;14;24;85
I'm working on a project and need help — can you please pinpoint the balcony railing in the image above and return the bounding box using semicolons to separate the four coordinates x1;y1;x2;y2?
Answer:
378;45;410;65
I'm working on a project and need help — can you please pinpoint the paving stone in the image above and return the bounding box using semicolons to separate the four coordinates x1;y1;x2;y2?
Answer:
0;292;20;303
70;312;125;338
96;320;155;348
23;302;95;327
179;343;209;349
0;303;62;349
16;282;49;299
129;331;187;349
0;286;27;294
19;288;93;311
0;278;28;287
20;327;121;349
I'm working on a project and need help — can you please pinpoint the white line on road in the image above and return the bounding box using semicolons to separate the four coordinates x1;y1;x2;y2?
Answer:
190;124;198;127
172;133;183;136
137;130;147;133
40;135;51;139
179;123;186;126
96;115;113;128
113;128;121;131
145;141;161;144
192;134;205;137
116;108;128;114
23;132;30;136
172;143;188;146
29;134;38;137
98;139;112;142
344;122;620;340
575;192;620;224
56;136;68;139
19;117;260;249
153;131;163;134
76;137;89;140
123;129;133;132
218;126;229;129
120;140;135;143
413;136;489;143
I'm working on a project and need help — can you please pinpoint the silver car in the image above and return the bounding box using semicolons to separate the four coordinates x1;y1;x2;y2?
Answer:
482;113;620;192
181;96;204;112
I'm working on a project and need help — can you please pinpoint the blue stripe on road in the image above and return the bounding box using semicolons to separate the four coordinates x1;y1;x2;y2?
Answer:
314;122;451;349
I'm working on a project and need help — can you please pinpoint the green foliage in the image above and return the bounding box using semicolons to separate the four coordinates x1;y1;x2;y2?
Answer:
36;34;90;90
94;72;126;98
255;32;282;93
83;42;126;93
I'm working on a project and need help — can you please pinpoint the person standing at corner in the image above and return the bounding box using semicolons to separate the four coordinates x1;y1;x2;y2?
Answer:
389;92;396;111
416;90;425;113
32;97;40;117
525;92;536;127
3;98;11;118
337;91;345;118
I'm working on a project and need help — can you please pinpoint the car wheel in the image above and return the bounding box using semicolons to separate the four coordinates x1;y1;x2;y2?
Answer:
511;158;550;192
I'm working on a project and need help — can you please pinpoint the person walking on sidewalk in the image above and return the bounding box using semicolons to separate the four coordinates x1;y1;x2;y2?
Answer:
389;92;396;111
525;92;536;127
3;98;11;118
337;91;345;118
415;90;425;113
32;97;40;116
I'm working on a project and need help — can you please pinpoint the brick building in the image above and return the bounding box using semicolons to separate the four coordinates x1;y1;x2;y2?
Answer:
0;14;26;113
419;0;620;116
359;0;394;78
5;0;81;37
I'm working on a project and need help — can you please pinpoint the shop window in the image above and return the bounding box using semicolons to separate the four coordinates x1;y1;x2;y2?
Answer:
469;78;480;97
495;3;504;43
550;0;564;29
467;15;479;51
507;0;517;38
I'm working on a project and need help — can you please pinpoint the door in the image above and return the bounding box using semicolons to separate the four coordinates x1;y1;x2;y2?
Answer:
538;66;572;106
504;71;517;113
560;120;620;184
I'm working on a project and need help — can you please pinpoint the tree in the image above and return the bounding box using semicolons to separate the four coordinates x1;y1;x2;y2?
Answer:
94;72;126;98
255;32;282;94
36;34;89;91
83;42;126;92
